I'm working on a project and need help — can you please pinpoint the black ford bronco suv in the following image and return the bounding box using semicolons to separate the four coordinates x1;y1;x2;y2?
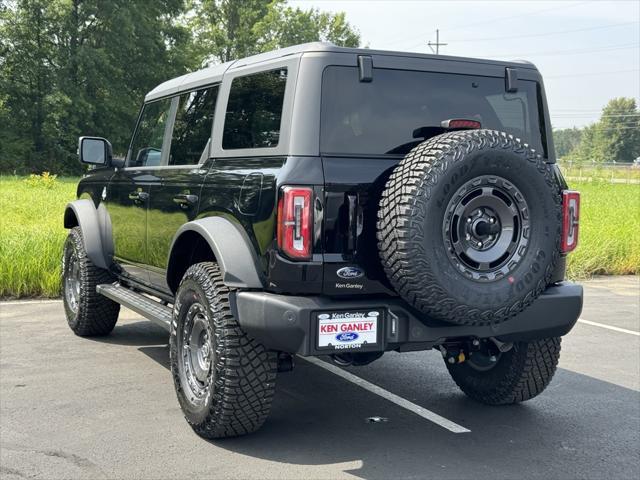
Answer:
62;42;583;439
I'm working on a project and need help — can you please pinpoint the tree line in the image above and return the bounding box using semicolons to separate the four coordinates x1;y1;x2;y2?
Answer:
553;97;640;164
3;1;637;174
0;0;359;174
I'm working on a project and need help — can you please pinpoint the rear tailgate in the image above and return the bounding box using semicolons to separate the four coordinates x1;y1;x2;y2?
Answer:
319;62;549;296
321;156;398;296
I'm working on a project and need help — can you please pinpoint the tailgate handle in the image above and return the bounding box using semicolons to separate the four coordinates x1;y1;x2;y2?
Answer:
347;194;363;253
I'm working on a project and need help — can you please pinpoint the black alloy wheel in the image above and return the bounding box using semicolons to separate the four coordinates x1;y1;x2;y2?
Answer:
443;175;530;282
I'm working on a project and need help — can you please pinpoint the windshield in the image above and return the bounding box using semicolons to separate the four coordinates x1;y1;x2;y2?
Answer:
321;66;546;156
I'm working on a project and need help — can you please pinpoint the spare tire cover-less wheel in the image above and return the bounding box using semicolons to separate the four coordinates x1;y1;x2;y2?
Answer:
377;130;562;326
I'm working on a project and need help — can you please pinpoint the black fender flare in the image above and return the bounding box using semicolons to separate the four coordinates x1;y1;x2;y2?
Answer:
63;199;113;270
167;217;265;289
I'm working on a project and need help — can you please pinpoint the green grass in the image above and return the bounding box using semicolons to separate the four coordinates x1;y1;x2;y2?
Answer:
0;176;77;298
565;180;640;278
0;176;637;298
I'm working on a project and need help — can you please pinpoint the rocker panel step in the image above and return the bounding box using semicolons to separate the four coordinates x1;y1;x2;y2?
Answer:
97;283;172;331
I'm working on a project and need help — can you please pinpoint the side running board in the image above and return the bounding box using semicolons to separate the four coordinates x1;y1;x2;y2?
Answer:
97;283;172;331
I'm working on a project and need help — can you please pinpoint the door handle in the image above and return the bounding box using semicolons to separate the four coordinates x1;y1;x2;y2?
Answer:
173;194;198;208
128;191;149;202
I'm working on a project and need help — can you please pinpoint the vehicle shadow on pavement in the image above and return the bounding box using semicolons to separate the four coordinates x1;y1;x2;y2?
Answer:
135;339;640;480
88;321;169;347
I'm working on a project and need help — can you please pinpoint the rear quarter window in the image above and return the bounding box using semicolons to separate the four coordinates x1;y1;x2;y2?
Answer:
222;69;288;150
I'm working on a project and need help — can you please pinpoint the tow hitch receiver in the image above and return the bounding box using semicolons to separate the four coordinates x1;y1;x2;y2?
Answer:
439;338;514;365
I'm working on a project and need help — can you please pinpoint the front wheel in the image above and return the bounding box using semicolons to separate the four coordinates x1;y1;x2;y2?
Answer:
445;337;561;405
170;262;277;439
62;227;120;336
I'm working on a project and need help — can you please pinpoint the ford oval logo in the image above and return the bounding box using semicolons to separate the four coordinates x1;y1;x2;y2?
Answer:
336;332;359;342
337;266;364;279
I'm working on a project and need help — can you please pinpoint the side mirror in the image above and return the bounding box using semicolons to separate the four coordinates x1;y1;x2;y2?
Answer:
78;136;112;166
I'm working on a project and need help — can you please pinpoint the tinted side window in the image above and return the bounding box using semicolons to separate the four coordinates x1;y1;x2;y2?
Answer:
222;69;287;149
169;86;218;166
128;98;172;167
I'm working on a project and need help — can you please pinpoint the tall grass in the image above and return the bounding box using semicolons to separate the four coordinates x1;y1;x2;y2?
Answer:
0;176;637;298
0;175;77;298
566;180;640;278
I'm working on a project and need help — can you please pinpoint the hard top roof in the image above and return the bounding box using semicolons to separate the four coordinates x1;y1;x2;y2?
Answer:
145;42;537;102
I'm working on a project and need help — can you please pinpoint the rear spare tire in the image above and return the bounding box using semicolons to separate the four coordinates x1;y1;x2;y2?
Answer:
378;130;561;326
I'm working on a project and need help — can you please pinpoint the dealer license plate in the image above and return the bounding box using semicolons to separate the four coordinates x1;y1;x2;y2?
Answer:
317;310;380;349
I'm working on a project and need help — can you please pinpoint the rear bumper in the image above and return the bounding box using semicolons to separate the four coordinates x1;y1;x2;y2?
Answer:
233;282;583;356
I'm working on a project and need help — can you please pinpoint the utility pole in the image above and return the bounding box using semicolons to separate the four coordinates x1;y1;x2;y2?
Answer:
428;29;447;55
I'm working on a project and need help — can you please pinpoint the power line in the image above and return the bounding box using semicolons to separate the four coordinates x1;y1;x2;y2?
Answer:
383;0;589;48
445;1;591;33
552;113;640;117
550;126;640;130
545;68;640;79
485;43;639;58
554;107;640;111
447;21;638;44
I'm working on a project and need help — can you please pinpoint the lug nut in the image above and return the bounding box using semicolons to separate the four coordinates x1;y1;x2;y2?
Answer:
472;339;480;346
489;217;495;223
489;355;497;362
477;242;482;247
467;217;472;224
466;234;471;241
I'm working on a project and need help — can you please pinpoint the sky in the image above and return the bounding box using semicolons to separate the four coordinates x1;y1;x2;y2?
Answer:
290;0;640;129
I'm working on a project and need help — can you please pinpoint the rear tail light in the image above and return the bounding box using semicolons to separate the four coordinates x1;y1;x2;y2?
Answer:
277;186;313;260
561;190;580;253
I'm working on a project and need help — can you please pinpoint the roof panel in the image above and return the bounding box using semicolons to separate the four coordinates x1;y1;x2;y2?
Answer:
143;42;539;102
145;61;235;102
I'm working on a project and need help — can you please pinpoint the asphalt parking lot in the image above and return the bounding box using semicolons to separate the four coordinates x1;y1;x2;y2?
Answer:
1;276;638;480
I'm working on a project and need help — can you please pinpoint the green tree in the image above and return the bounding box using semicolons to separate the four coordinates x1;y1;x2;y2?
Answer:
0;0;194;174
0;0;360;174
597;98;640;163
0;0;57;172
191;0;360;64
568;98;640;164
254;5;360;52
553;127;582;159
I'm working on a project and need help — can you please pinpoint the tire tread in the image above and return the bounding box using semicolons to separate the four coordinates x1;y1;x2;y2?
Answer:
62;227;119;336
377;129;562;325
170;262;277;439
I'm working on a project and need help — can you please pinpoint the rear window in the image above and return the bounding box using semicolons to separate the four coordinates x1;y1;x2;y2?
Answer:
321;66;545;156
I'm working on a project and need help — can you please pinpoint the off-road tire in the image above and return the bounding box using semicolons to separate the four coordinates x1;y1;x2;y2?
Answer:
62;227;120;336
378;130;562;326
446;337;561;404
170;262;277;439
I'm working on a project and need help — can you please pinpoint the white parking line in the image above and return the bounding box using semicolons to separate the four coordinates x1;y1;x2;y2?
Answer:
303;356;471;434
578;318;640;336
0;299;62;306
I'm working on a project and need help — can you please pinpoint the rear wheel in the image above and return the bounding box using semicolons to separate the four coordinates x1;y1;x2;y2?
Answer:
62;227;120;336
170;262;277;439
445;337;561;405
